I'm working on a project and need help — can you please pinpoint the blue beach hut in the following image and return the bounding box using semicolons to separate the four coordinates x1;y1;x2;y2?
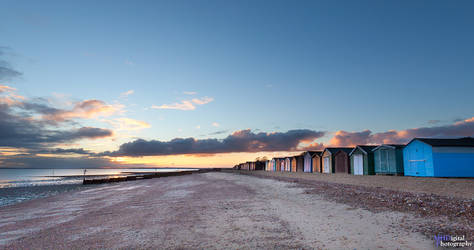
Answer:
403;137;474;177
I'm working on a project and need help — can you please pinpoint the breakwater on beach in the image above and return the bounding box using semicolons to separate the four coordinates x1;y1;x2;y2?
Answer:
82;168;222;185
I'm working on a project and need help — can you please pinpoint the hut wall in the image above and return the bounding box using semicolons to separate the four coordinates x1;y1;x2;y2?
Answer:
285;158;291;171
403;140;433;177
291;158;297;172
432;147;474;177
350;147;375;175
304;153;313;172
404;140;474;177
335;151;350;173
374;148;404;175
275;159;281;172
322;151;332;173
312;155;321;173
296;156;304;172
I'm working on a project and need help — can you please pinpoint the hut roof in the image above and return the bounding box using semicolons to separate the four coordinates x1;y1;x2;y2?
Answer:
410;137;474;147
324;147;354;155
372;144;404;151
349;145;378;155
304;151;322;157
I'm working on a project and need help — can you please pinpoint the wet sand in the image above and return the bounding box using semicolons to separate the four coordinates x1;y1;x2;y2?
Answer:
0;172;435;249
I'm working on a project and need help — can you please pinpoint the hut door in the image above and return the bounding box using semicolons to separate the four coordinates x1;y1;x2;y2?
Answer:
354;155;363;175
323;157;330;173
412;147;425;176
380;149;388;172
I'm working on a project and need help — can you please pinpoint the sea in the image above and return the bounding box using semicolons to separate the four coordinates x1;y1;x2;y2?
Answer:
0;168;192;207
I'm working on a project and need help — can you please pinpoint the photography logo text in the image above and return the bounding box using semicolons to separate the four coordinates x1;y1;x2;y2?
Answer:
434;235;472;248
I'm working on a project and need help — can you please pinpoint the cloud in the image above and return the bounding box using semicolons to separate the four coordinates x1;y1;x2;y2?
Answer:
0;47;22;82
120;90;134;97
183;91;197;95
191;97;213;105
329;117;474;146
300;142;326;151
0;84;25;105
27;147;92;155
60;127;112;140
100;129;326;156
152;100;195;110
0;85;16;93
212;122;220;127
329;130;373;147
209;130;228;135
0;155;121;169
42;99;122;122
0;88;115;149
48;148;91;155
0;103;113;148
108;117;151;131
151;97;214;111
427;120;441;124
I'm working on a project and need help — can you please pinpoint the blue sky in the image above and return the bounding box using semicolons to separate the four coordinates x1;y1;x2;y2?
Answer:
1;0;473;167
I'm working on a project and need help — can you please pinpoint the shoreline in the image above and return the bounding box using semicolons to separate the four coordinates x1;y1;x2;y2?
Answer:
0;169;220;207
0;183;88;208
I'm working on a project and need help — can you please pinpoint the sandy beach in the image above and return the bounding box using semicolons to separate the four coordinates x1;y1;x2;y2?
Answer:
0;171;444;249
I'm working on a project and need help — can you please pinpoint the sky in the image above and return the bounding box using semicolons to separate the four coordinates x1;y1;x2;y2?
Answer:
0;0;473;168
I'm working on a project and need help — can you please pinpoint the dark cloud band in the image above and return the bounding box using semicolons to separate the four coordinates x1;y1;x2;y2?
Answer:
101;129;325;156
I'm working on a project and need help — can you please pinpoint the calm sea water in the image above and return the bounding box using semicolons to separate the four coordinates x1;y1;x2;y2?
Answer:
0;168;192;188
0;168;193;207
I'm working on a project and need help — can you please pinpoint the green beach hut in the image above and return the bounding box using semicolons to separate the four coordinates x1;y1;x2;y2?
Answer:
349;145;377;175
372;144;405;175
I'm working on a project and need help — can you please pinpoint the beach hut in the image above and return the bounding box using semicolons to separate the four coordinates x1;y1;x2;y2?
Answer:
253;161;265;171
403;137;474;177
296;155;304;172
285;157;292;172
349;145;377;175
321;148;353;173
280;158;286;172
303;151;322;172
334;148;354;174
245;162;251;171
291;156;297;172
372;144;404;175
312;152;322;173
270;158;276;171
275;158;281;172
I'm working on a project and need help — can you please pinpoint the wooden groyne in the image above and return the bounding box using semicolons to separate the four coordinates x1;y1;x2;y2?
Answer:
82;168;222;185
